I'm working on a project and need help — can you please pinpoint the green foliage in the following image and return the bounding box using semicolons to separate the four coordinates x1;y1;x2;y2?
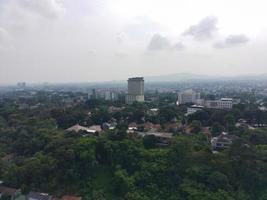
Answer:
143;135;157;149
1;93;267;200
211;122;224;136
0;194;11;200
190;120;202;133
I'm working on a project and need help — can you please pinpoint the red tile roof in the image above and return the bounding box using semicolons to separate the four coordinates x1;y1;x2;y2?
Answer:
61;196;81;200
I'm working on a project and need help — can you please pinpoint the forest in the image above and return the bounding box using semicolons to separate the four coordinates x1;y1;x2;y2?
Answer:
0;92;267;200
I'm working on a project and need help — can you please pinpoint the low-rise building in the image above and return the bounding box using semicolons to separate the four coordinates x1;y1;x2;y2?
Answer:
0;186;22;200
65;124;102;135
26;192;52;200
128;122;138;131
186;105;204;116
205;98;233;110
136;131;173;145
2;154;14;164
61;196;81;200
211;132;238;150
101;122;116;131
177;89;201;105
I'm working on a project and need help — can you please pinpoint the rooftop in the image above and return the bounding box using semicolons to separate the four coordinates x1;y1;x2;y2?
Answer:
0;186;19;196
128;77;144;81
220;98;233;101
61;196;81;200
27;192;51;200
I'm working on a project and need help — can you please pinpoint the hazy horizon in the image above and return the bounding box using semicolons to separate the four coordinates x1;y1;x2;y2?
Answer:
1;0;267;84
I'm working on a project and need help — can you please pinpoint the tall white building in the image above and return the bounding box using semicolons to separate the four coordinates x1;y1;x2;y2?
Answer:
177;89;201;105
126;77;145;104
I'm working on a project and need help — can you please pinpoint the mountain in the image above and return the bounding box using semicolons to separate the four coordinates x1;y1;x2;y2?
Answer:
145;73;267;82
145;73;220;82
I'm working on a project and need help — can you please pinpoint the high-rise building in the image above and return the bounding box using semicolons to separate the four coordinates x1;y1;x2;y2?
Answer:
17;82;26;88
126;77;145;104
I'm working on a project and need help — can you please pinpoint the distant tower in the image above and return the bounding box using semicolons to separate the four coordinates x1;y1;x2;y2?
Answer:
89;89;96;100
126;77;145;104
17;82;26;88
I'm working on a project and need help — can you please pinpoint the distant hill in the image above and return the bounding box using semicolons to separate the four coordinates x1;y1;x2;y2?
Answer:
145;73;267;82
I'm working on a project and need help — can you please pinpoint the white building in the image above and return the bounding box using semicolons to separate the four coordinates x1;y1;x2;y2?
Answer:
88;89;118;101
126;77;145;104
186;105;204;116
205;98;233;110
177;89;201;105
211;132;238;150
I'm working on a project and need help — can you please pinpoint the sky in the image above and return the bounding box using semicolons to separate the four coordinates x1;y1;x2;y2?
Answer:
0;0;267;84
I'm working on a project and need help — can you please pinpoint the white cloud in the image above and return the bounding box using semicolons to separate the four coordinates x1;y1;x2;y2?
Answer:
17;0;66;19
214;34;249;48
172;42;185;51
0;27;12;47
123;16;164;39
147;34;185;51
116;32;128;44
184;16;218;40
147;34;171;50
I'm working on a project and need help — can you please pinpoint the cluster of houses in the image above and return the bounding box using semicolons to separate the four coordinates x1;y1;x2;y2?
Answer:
65;121;117;136
0;186;81;200
64;120;241;150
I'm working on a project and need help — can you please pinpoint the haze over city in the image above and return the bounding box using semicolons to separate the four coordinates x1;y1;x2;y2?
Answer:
2;1;267;199
0;0;267;84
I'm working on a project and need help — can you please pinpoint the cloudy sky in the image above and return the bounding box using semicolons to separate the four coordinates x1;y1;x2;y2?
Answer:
0;0;267;84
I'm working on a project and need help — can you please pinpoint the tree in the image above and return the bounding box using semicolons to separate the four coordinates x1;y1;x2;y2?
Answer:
207;171;229;191
211;122;224;136
191;120;202;133
224;114;235;131
113;169;133;196
143;135;157;149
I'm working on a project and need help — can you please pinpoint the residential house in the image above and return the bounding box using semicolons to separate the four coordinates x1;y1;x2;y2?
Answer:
26;192;52;200
61;196;81;200
2;154;14;164
65;124;102;135
128;122;138;131
143;122;161;132
0;186;22;200
137;131;173;145
101;122;116;131
211;132;238;150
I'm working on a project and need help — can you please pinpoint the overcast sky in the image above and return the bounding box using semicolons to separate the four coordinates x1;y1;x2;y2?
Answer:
0;0;267;84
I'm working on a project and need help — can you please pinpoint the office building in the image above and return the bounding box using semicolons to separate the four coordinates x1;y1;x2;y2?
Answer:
205;98;233;110
126;77;144;104
88;89;118;101
17;82;26;88
177;89;201;105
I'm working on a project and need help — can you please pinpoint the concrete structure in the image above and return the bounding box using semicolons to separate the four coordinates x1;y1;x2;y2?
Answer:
88;89;119;101
61;196;82;200
26;192;51;200
211;132;238;150
205;98;233;110
136;131;173;145
126;77;144;104
65;124;102;135
177;89;201;105
17;82;26;88
186;105;204;116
